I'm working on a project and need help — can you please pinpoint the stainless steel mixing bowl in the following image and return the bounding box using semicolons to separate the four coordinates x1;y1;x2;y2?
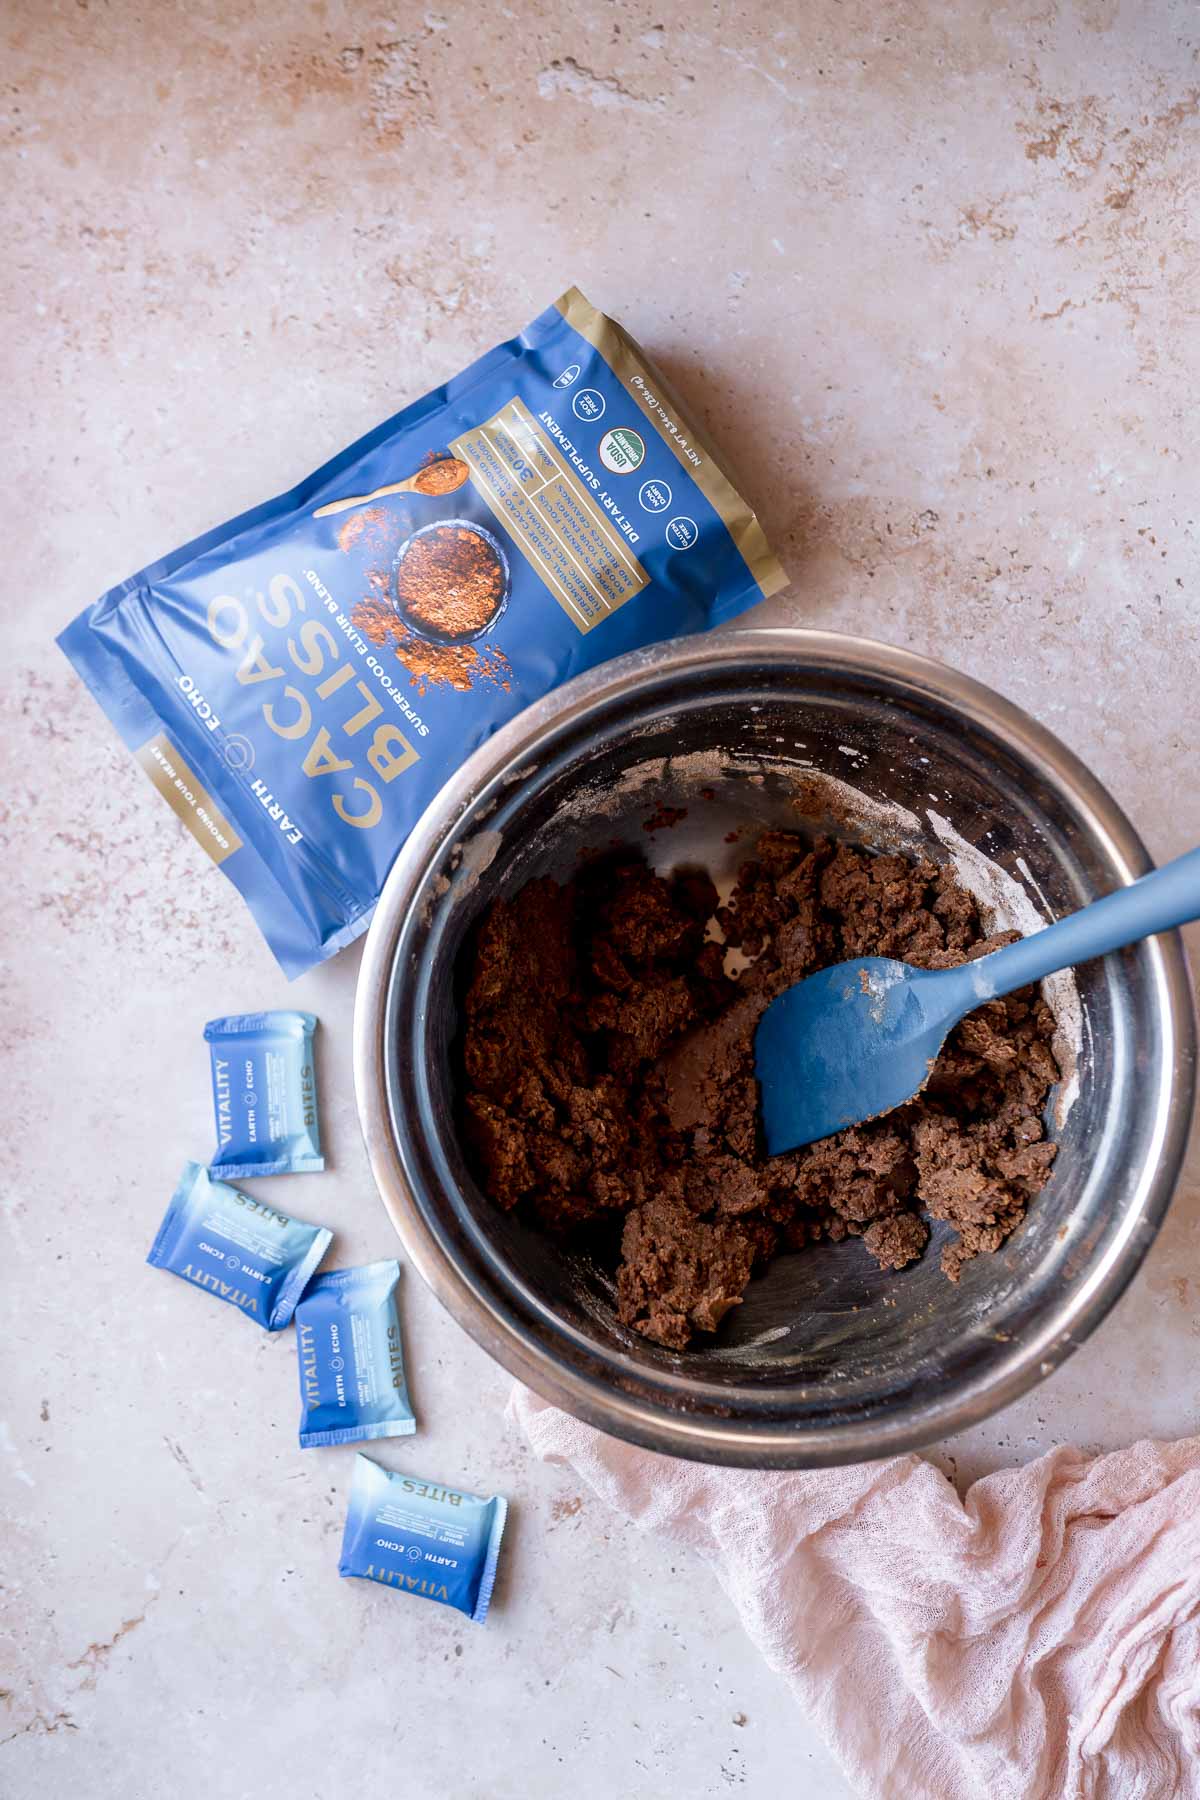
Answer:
354;630;1196;1467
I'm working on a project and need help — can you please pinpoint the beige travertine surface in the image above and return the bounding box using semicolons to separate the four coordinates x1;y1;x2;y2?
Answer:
2;2;1197;1796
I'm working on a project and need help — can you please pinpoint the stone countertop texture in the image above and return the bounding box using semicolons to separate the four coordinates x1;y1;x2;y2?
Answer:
3;2;1198;1796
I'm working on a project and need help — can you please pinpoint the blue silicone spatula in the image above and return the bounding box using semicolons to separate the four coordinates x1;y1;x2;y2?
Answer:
755;846;1200;1156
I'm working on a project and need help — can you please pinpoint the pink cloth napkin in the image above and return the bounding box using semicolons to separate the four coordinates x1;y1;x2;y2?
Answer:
511;1388;1200;1800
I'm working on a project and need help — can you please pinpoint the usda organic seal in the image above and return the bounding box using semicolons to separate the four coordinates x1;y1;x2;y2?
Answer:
599;426;646;473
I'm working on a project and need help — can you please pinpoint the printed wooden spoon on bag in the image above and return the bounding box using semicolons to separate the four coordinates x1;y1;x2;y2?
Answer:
314;456;469;517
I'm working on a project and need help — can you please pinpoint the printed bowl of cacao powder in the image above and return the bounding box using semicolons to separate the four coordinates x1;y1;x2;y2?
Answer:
391;518;509;645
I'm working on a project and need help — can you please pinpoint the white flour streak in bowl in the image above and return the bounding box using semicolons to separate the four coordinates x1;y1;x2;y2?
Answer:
710;1322;794;1363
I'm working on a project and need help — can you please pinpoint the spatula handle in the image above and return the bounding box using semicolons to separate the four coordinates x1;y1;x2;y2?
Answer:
967;846;1200;1001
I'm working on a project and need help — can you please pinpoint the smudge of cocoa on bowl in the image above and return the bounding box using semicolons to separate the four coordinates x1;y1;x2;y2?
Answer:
351;596;511;697
412;456;470;497
643;805;688;833
397;525;505;639
460;834;1062;1351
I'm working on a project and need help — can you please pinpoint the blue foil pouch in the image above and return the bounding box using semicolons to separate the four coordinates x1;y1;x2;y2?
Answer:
295;1260;416;1447
205;1010;324;1178
57;289;783;976
147;1161;332;1330
339;1454;506;1625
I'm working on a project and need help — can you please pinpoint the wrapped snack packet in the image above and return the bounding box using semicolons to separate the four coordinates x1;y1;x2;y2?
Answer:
58;288;783;976
295;1260;415;1447
147;1161;331;1330
339;1454;506;1625
205;1010;324;1178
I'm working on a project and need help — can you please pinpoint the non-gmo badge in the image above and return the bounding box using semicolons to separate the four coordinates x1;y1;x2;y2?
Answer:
599;427;646;474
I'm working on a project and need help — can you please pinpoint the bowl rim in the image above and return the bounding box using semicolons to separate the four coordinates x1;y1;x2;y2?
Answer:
353;627;1197;1466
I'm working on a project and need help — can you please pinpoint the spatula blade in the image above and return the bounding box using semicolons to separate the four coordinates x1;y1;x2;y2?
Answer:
755;956;952;1155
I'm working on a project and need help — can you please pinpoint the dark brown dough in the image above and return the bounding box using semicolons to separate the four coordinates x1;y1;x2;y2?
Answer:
460;835;1061;1349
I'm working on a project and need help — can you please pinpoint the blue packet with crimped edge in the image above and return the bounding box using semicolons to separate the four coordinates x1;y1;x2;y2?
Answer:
205;1011;324;1178
339;1454;506;1625
57;289;784;978
147;1161;331;1330
295;1260;416;1447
